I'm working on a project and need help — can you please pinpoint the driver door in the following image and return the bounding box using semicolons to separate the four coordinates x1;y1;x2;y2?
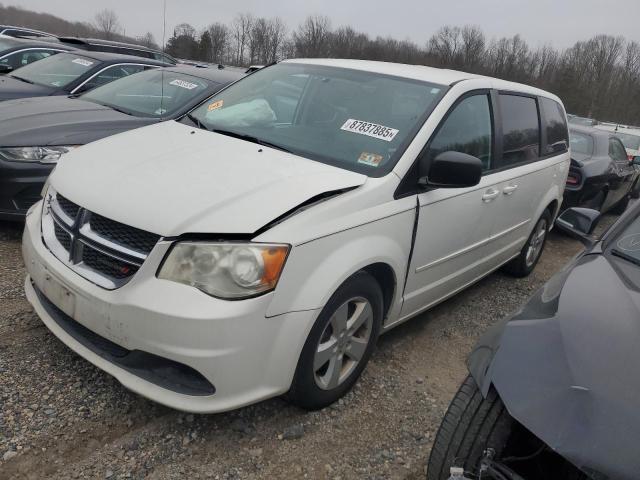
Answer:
401;92;505;319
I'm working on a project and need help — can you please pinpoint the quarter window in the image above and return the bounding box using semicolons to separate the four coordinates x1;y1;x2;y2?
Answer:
427;94;493;171
499;94;540;167
609;138;629;162
540;97;568;155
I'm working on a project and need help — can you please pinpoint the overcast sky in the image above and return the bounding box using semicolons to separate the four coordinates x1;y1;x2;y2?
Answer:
7;0;640;49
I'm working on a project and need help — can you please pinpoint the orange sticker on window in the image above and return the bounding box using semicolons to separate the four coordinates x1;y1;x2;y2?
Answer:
208;100;224;111
357;152;384;167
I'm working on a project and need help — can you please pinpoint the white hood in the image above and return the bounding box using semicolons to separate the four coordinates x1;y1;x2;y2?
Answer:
50;121;367;236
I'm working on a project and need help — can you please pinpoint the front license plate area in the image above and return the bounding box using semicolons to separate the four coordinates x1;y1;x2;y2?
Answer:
41;271;76;318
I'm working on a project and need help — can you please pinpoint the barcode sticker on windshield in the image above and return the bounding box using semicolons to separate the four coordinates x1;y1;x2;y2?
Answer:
340;119;399;142
169;79;199;90
72;58;94;67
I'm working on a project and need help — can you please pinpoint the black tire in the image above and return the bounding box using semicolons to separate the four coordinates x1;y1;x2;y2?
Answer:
630;179;640;199
502;209;551;278
286;271;383;410
610;193;630;215
585;190;606;211
427;375;516;480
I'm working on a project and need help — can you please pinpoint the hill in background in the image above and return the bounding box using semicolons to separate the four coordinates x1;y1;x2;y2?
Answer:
0;3;156;47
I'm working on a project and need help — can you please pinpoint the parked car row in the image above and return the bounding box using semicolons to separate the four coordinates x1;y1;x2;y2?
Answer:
1;26;637;479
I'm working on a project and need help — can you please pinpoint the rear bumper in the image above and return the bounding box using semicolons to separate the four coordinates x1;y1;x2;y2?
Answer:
0;158;52;220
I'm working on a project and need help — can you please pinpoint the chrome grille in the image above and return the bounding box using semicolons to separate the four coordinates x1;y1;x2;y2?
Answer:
41;188;160;289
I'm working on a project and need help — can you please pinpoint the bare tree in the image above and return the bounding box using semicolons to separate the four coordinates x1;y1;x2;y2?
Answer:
137;32;157;49
231;13;254;66
207;23;230;64
93;9;120;40
293;15;331;58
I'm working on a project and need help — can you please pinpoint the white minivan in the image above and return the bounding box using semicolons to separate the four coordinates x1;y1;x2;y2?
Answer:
23;59;570;412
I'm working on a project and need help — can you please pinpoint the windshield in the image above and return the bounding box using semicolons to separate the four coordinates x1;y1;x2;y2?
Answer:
615;131;640;151
569;131;594;155
9;53;95;88
610;213;640;266
189;63;445;176
82;69;212;118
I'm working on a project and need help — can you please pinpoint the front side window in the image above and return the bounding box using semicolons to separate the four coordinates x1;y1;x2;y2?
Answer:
84;64;147;90
609;138;629;162
82;69;211;118
499;94;540;166
8;53;96;88
427;94;493;171
188;63;445;176
0;49;54;69
541;97;568;155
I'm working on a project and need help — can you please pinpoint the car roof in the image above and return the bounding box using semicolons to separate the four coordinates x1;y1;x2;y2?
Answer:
0;34;74;50
0;25;54;37
570;124;616;139
164;65;246;83
283;58;562;102
57;37;167;56
55;50;166;65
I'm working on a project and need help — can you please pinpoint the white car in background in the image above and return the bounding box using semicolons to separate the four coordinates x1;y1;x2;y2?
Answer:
595;124;640;160
22;59;570;413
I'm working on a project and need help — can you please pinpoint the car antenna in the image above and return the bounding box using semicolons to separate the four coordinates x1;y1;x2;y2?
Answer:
159;0;167;120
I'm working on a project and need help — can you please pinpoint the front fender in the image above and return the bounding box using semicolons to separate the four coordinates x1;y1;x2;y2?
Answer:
265;208;415;321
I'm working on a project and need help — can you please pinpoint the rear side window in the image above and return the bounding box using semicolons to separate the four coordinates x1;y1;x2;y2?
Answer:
540;97;568;155
569;131;594;156
427;94;493;171
499;94;540;166
609;138;629;162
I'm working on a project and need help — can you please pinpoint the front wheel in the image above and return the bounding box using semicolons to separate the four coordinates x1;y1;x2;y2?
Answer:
427;375;515;480
286;271;383;410
502;210;551;278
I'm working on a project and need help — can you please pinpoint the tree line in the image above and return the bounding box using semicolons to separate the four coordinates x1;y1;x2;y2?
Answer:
3;2;639;125
166;15;640;125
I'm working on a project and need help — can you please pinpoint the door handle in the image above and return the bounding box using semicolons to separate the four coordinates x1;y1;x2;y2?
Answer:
503;184;519;195
482;188;500;202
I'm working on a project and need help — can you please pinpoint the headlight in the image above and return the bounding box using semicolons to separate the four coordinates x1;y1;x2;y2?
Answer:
158;242;290;299
0;146;77;163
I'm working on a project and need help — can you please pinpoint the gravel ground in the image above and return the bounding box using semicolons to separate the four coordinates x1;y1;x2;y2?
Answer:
0;213;618;480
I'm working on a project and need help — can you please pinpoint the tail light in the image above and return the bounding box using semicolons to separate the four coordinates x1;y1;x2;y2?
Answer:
566;171;581;186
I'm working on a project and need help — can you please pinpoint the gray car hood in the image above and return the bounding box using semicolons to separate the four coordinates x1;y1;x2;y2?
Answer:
470;253;640;480
0;74;56;101
0;96;154;146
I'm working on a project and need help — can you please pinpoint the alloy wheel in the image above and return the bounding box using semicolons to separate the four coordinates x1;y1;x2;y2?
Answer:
313;296;373;390
525;217;548;268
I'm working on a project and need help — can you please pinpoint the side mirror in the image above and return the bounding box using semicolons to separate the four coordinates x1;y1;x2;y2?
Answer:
0;64;14;74
633;156;640;166
419;151;482;189
555;207;601;245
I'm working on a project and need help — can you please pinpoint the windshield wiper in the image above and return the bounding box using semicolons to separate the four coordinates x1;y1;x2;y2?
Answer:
211;128;294;153
108;105;135;116
185;113;208;131
611;248;640;267
9;75;34;84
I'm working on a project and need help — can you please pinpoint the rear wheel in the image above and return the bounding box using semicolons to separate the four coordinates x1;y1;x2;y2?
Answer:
287;271;383;410
502;210;551;278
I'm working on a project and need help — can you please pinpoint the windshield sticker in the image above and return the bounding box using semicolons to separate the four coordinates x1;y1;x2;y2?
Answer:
357;152;384;167
616;234;640;251
169;79;199;90
72;58;94;67
208;100;224;111
340;119;399;142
